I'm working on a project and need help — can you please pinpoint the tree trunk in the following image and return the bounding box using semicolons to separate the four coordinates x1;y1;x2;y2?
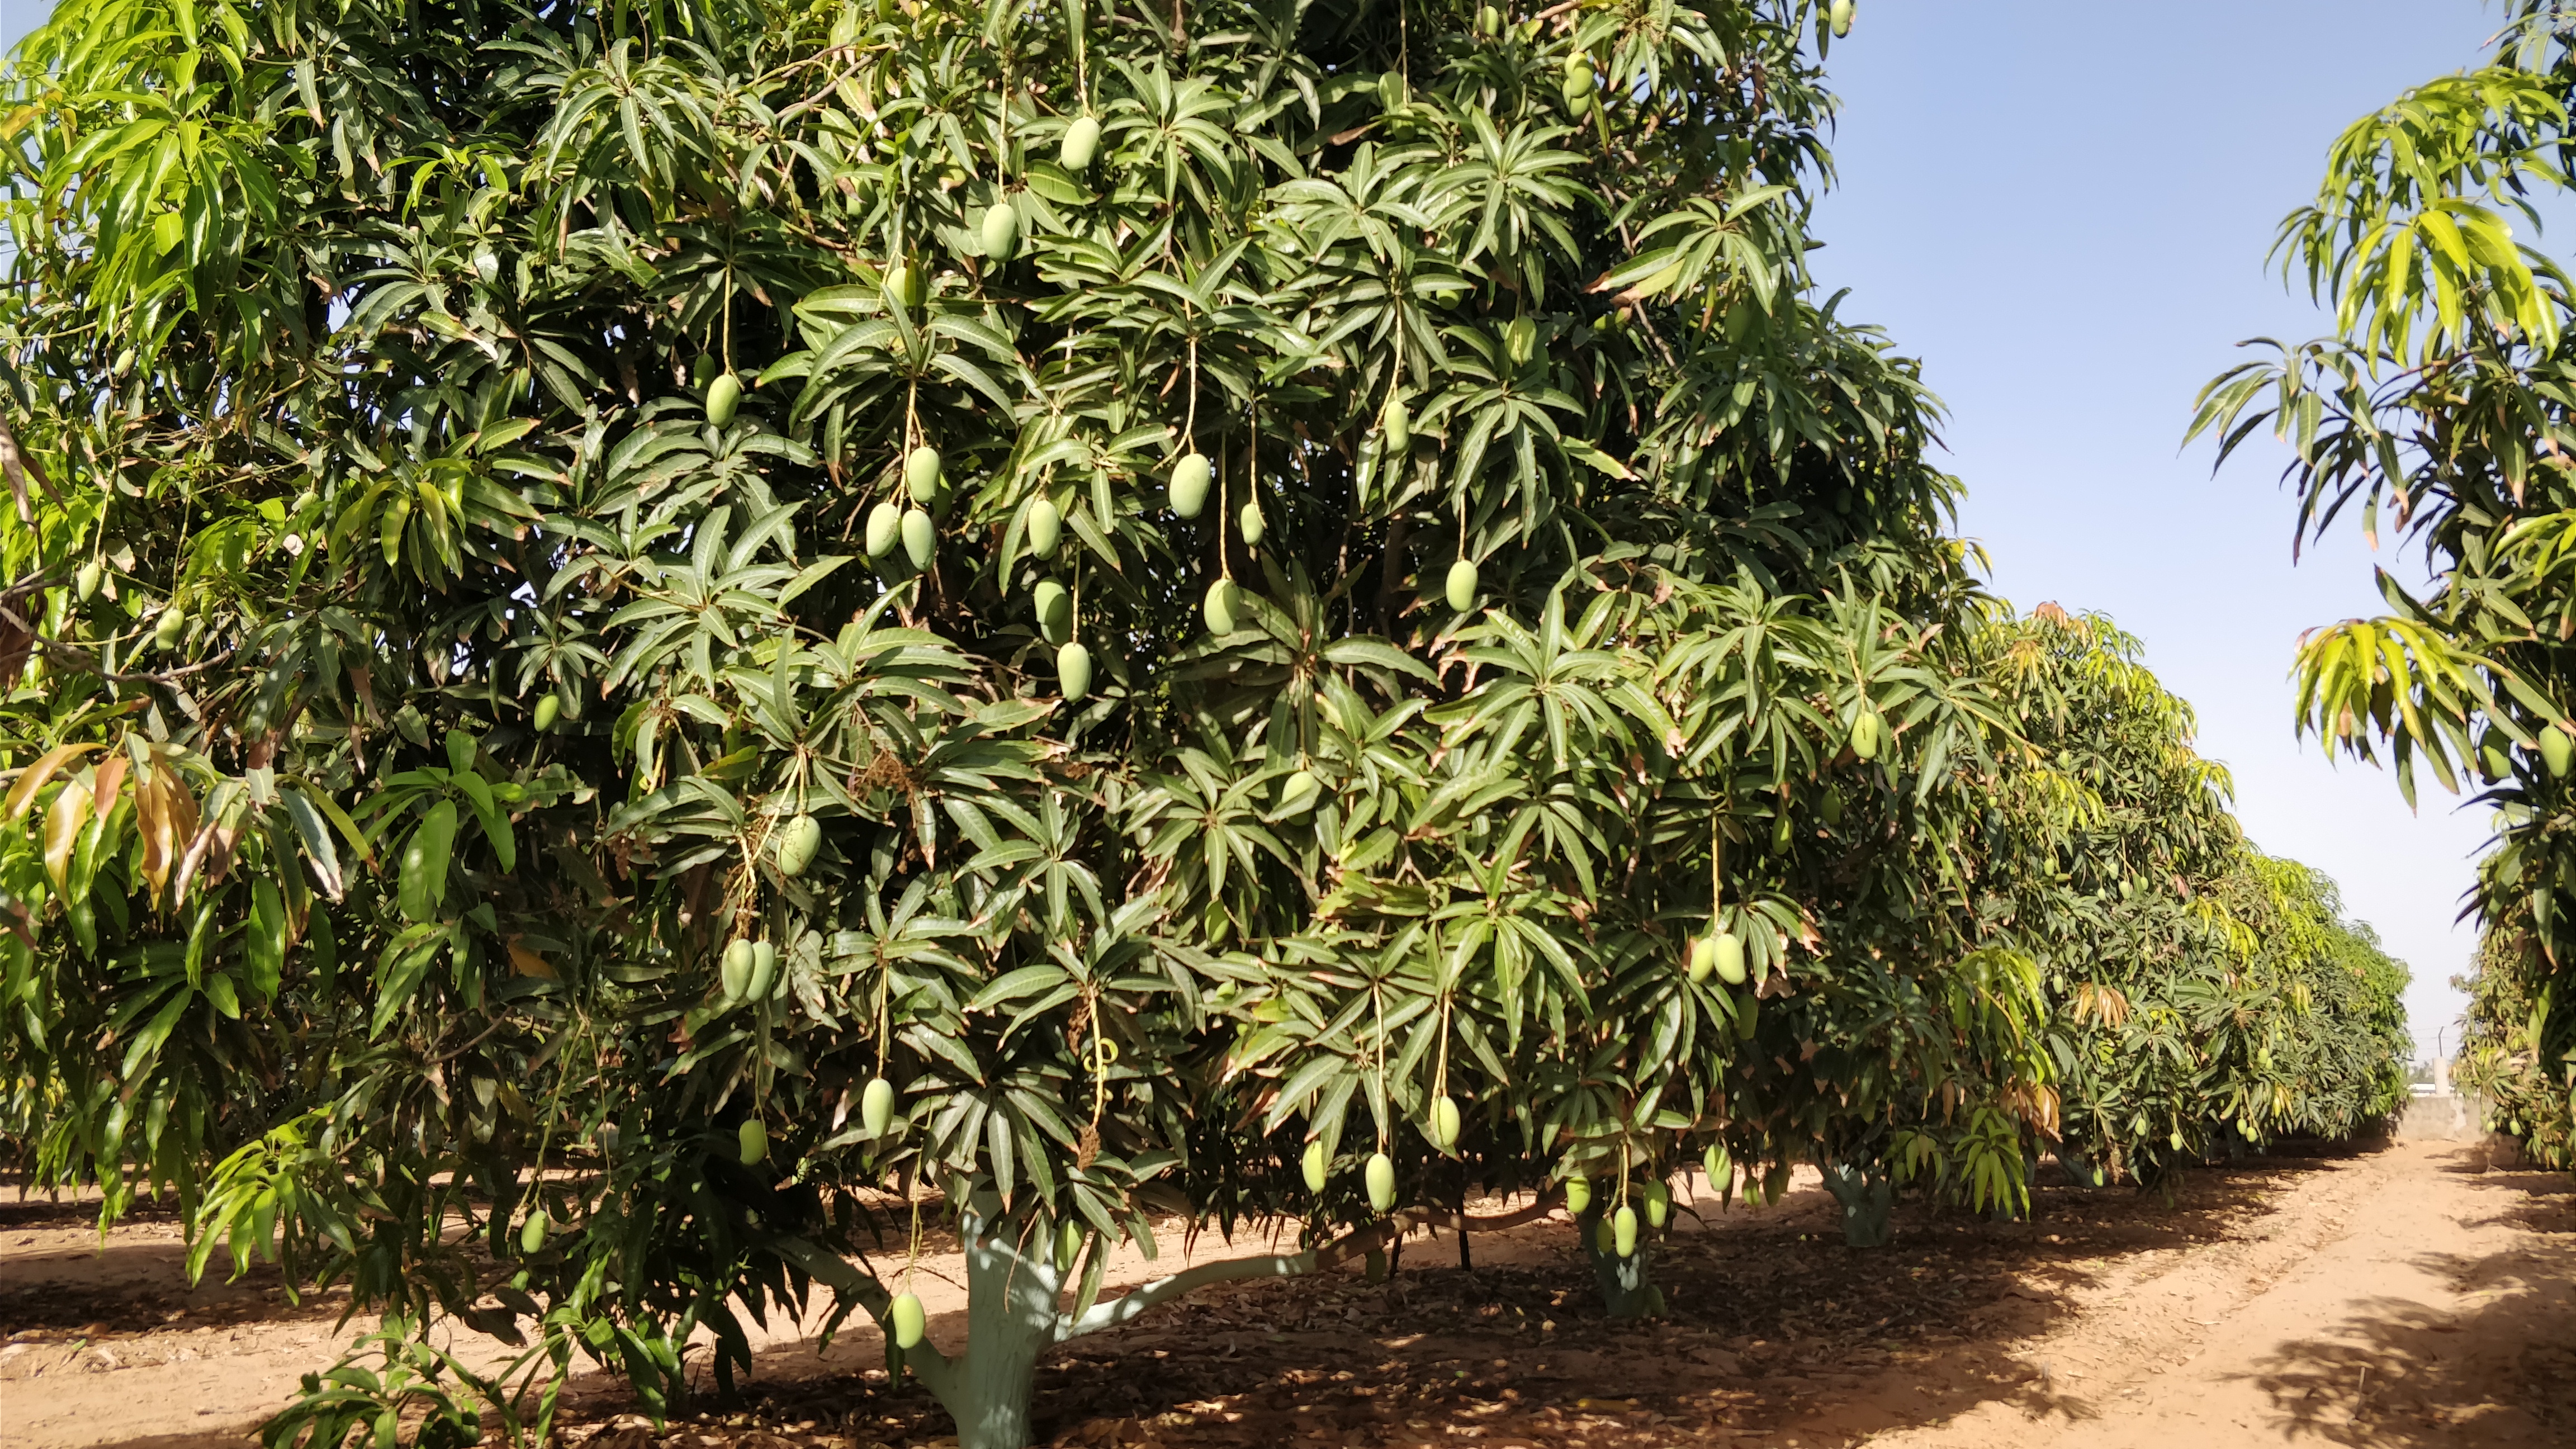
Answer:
1817;1157;1893;1247
925;1195;1066;1449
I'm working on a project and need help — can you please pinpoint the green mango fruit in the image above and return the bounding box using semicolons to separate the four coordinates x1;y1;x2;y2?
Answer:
1851;711;1882;761
1562;79;1594;116
860;1076;896;1137
1770;812;1794;853
1564;1176;1590;1216
1820;786;1845;826
1363;1248;1388;1282
1642;1180;1669;1230
155;606;188;651
1058;641;1093;702
981;201;1020;263
1429;1095;1461;1152
1280;768;1322;815
1056;1219;1085;1273
902;508;936;569
1445;558;1479;612
775;813;822;877
889;1292;926;1349
534;694;561;733
74;561;100;601
1715;931;1746;984
1611;1204;1637;1257
738;1119;769;1166
1302;1138;1329;1192
747;940;779;1000
1594;1218;1615;1254
905;444;943;503
2543;726;2572;778
1035;580;1073;645
1687;936;1717;983
1703;1143;1732;1199
1239;500;1266;546
706;372;742;427
1478;4;1500;35
1504;316;1537;367
1060;115;1101;172
1365;1151;1396;1211
1384;394;1410;456
886;262;926;310
1027;497;1062;557
520;1212;548;1254
1204;577;1239;635
1763;1162;1788;1205
1562;53;1595;93
721;939;756;1001
865;501;903;558
1830;0;1855;36
1170;452;1212;518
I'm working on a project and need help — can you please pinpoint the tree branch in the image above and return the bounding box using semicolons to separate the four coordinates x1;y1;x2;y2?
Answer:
1057;1249;1314;1339
768;1234;956;1395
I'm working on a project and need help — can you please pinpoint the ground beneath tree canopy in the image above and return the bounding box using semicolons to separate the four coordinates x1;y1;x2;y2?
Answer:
1;1138;2566;1449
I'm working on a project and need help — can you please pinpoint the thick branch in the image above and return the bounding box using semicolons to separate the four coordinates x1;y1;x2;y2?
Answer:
1058;1249;1313;1339
769;1234;956;1395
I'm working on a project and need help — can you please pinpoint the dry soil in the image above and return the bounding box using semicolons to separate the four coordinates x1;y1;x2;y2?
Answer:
0;1135;2566;1449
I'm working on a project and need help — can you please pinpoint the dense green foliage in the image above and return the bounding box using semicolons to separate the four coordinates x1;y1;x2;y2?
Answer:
2457;922;2574;1169
1972;606;2411;1182
2190;0;2573;1166
0;0;2411;1441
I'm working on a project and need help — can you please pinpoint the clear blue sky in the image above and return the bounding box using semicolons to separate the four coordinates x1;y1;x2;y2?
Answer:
0;0;2514;1054
1810;0;2513;1056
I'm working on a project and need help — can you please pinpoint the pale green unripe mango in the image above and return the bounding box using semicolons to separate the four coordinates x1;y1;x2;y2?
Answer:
1445;558;1479;612
865;501;903;558
706;372;742;426
981;201;1020;263
1060;115;1101;172
902;508;936;568
1429;1095;1460;1152
905;445;943;504
1058;641;1093;702
860;1076;897;1137
1170;452;1211;518
1364;1151;1396;1211
888;1292;925;1349
1026;497;1062;557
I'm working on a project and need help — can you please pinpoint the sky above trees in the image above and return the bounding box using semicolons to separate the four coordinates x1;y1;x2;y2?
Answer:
1811;0;2511;1057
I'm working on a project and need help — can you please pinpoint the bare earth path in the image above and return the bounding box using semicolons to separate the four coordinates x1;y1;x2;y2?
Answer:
1825;1138;2575;1448
2;1138;2566;1449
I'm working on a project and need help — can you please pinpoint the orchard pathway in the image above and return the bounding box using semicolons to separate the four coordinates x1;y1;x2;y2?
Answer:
1838;1137;2575;1448
0;1138;2565;1449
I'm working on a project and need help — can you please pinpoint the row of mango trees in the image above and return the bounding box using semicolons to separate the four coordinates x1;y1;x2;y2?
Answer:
0;0;2405;1444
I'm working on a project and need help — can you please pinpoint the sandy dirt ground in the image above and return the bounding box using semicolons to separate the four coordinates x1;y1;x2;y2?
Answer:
0;1135;2566;1449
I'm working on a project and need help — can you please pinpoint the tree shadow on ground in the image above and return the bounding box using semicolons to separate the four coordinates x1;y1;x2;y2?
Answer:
528;1157;2321;1449
45;1152;2378;1449
2234;1171;2574;1448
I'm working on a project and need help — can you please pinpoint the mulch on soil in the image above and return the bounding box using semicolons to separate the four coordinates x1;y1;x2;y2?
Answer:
557;1167;2294;1449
